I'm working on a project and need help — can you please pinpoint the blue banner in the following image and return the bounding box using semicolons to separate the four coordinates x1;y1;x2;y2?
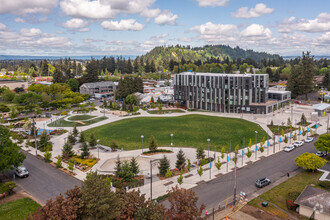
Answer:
256;145;259;151
268;141;270;146
299;130;301;135
210;162;212;168
316;124;318;129
307;127;310;132
280;137;282;142
242;150;245;156
290;133;293;138
227;156;229;162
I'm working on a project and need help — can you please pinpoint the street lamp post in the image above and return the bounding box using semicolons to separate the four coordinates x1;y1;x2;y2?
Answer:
255;131;258;160
150;159;159;200
207;139;210;158
170;134;173;151
141;135;144;153
97;139;100;159
32;116;38;156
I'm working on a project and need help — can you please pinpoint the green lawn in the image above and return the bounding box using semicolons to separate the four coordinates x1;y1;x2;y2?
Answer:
67;115;97;121
48;116;108;127
83;114;268;151
259;171;323;213
0;197;40;220
147;109;185;114
248;198;289;219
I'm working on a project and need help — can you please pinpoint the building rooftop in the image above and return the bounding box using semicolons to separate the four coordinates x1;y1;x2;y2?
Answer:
178;72;267;77
81;81;116;89
295;185;330;214
312;103;330;111
268;90;291;94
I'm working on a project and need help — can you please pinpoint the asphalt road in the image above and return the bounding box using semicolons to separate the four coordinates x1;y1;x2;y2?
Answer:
6;152;81;205
193;139;322;210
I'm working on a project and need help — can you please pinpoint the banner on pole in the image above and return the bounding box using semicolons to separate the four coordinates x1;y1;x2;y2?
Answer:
227;156;229;162
242;150;245;156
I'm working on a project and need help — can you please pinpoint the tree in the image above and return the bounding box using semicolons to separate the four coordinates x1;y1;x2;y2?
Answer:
27;186;82;220
115;155;122;177
221;147;225;159
0;126;25;172
81;172;121;219
159;155;170;176
215;157;222;172
197;166;203;178
85;59;99;82
110;139;118;151
314;133;330;152
287;52;315;99
177;169;183;186
175;149;186;170
73;126;79;137
44;150;52;163
287;118;292;127
158;103;162;111
187;159;191;172
246;149;252;158
295;152;327;171
165;168;173;178
166;186;205;219
130;157;140;175
81;142;90;159
79;132;85;143
148;135;158;151
248;138;253;149
196;147;205;160
68;132;76;145
62;142;74;159
53;67;67;83
39;130;51;151
300;113;307;126
56;156;62;168
89;133;97;147
118;161;134;181
68;78;79;92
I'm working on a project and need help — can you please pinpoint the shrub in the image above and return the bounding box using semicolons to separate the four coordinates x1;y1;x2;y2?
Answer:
287;191;300;200
260;146;264;153
0;182;16;194
148;135;158;151
44;150;52;163
318;181;330;190
246;149;252;158
286;200;297;210
56;156;62;168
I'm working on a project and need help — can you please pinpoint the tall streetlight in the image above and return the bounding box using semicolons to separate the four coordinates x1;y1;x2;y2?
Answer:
255;131;258;160
141;135;144;153
97;139;100;159
150;159;160;200
207;139;210;158
170;133;173;151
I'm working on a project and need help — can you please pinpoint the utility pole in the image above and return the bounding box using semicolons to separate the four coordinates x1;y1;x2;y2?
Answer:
233;148;238;207
33;116;38;156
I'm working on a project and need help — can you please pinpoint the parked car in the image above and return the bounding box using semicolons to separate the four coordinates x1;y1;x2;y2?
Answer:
316;151;328;157
304;137;314;143
15;166;29;178
255;177;271;188
284;145;295;152
293;141;304;147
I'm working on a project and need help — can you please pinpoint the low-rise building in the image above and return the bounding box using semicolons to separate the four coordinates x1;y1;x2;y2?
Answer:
80;81;117;98
0;80;28;90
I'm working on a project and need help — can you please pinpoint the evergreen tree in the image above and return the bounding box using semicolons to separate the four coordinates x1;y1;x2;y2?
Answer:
115;155;122;177
73;126;79;137
148;135;158;151
53;67;67;83
62;142;74;159
39;130;50;151
81;142;90;159
196;147;205;159
85;59;99;82
110;139;118;151
68;132;76;145
89;133;97;147
175;149;186;170
159;155;170;176
79;132;86;143
300;113;307;126
130;157;140;175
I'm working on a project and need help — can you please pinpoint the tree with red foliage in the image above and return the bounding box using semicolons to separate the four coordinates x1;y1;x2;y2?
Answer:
166;186;205;219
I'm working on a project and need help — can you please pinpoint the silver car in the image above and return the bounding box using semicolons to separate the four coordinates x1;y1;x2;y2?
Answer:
15;166;29;178
284;145;295;152
293;141;304;147
304;137;314;143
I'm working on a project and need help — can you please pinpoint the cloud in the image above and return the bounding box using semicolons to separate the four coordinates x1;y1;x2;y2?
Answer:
14;18;25;23
178;37;193;42
0;23;7;31
150;33;168;40
278;12;330;33
20;28;43;37
101;19;144;31
240;24;272;40
63;18;88;29
106;40;138;45
190;22;238;42
83;38;105;44
154;10;178;25
231;3;274;18
196;0;229;7
60;0;113;19
0;0;58;15
140;8;161;19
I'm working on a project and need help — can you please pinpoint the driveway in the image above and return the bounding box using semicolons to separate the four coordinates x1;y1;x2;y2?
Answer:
5;151;81;205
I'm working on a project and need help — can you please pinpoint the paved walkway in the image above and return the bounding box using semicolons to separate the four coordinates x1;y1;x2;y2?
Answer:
25;104;330;200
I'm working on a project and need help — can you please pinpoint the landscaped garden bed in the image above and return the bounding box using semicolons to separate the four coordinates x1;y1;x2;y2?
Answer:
67;115;96;121
48;116;108;127
99;174;144;189
147;109;185;114
142;149;173;155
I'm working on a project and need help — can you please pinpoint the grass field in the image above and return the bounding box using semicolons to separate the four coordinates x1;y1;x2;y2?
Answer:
248;198;289;219
48;116;108;127
67;115;97;121
83;114;268;151
259;171;323;213
0;197;40;220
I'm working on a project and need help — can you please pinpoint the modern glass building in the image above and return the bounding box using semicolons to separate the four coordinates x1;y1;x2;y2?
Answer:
174;72;291;114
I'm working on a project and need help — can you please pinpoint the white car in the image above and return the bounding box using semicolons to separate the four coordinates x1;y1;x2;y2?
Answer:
15;166;29;178
284;145;295;152
293;141;304;147
304;137;314;143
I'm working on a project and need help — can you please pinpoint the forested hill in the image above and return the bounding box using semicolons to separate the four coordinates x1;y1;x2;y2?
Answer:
143;45;281;64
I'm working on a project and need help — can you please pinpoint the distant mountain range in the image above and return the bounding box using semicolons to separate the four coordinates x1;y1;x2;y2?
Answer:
0;55;136;60
143;45;282;63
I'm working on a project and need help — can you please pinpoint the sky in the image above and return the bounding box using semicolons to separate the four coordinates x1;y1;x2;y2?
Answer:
0;0;329;56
